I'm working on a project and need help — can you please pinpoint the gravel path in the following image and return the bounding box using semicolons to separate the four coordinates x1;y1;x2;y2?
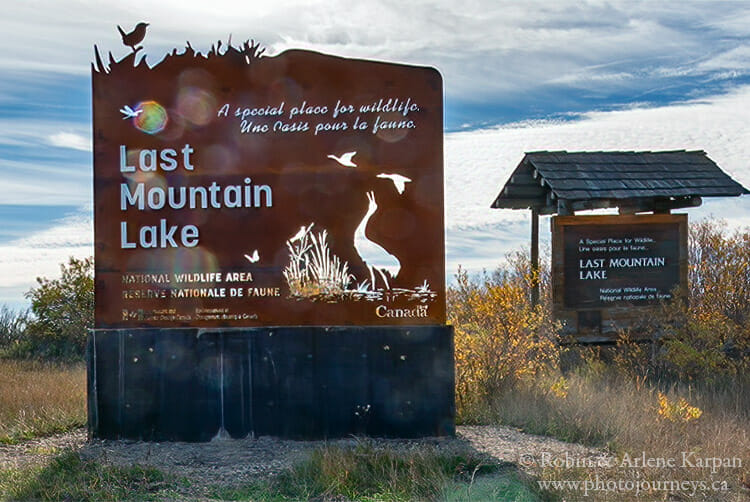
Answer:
0;429;87;470
458;425;612;475
1;426;608;493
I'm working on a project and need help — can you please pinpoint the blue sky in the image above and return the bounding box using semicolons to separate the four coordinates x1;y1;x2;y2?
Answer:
2;0;750;309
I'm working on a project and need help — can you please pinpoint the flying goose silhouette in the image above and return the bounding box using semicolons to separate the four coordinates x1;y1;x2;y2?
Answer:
376;173;412;194
327;151;357;168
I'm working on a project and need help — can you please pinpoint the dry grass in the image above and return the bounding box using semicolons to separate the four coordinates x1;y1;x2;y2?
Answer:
490;372;750;501
0;360;86;443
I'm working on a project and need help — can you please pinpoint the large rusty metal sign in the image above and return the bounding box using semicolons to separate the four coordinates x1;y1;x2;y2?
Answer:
93;32;445;328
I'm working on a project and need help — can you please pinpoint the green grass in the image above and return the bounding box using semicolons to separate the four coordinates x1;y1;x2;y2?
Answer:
0;442;550;502
443;469;549;502
213;441;544;502
0;450;183;501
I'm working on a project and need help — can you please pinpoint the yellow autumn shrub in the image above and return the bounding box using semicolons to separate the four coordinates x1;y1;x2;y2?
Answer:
448;253;559;421
656;391;703;423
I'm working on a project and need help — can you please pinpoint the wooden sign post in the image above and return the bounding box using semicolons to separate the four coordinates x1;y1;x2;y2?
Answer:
493;150;747;343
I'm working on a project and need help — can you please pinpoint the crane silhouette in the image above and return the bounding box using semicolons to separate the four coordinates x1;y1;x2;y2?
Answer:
117;22;149;53
353;191;400;290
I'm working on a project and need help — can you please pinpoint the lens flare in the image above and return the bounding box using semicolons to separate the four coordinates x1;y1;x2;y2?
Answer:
133;100;168;134
176;87;216;126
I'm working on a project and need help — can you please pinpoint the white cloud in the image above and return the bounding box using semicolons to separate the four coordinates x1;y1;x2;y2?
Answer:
0;118;88;149
447;85;750;227
696;45;750;73
0;118;91;205
444;85;750;274
49;132;92;152
0;208;92;309
0;158;91;205
2;1;750;104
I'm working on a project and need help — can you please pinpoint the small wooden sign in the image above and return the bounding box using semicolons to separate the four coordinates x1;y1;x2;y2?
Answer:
93;37;444;328
552;214;687;339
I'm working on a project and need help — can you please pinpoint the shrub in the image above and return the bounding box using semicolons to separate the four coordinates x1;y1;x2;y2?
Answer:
448;251;559;422
0;306;29;352
449;219;750;421
612;221;750;383
688;219;750;325
16;257;94;361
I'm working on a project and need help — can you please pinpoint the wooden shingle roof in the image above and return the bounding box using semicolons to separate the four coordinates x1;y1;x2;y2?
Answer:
491;150;749;215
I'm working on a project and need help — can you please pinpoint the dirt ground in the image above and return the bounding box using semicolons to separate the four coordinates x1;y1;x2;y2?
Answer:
0;425;608;494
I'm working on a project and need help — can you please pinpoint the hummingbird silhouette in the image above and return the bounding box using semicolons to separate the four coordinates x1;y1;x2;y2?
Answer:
117;22;149;52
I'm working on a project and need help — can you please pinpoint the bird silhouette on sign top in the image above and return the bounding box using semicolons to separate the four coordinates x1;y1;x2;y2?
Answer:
327;151;357;168
118;22;149;53
354;191;400;290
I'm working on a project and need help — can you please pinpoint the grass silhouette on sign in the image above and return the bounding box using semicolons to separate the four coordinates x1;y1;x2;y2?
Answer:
283;224;353;300
283;223;437;304
93;23;265;75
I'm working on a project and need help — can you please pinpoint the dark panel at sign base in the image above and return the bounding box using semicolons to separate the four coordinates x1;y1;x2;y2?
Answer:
155;330;221;442
252;328;317;438
222;334;254;439
314;329;370;436
89;326;454;441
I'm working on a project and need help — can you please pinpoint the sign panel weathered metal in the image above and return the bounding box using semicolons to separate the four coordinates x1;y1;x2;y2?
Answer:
93;37;444;328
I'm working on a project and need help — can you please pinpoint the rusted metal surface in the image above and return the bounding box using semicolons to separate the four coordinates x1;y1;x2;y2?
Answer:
551;214;688;341
93;39;445;328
